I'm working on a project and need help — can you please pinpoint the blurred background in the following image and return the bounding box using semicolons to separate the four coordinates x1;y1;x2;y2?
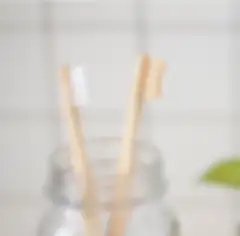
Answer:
0;0;239;235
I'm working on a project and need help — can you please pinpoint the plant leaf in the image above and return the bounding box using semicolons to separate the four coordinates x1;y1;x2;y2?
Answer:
201;157;240;189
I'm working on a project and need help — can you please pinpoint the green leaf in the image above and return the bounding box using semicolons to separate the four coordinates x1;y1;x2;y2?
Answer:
201;157;240;189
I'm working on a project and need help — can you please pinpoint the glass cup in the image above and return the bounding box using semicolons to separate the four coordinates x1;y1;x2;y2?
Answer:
37;137;180;236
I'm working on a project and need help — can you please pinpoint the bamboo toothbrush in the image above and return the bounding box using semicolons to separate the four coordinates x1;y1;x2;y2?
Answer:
59;65;102;236
107;55;166;236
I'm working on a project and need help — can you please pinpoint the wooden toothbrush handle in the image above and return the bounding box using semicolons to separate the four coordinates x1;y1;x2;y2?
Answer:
59;65;102;236
107;55;150;236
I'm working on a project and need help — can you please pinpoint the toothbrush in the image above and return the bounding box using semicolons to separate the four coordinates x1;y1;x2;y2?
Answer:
59;65;102;236
107;55;166;236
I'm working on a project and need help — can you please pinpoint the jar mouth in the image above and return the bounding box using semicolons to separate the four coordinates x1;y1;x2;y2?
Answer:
51;137;162;169
45;137;166;207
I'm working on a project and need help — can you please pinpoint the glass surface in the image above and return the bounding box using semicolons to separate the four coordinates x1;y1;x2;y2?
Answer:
37;138;180;236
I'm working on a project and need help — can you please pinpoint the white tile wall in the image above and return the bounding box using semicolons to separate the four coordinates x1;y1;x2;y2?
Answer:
0;3;42;26
0;0;239;235
149;32;231;112
0;199;47;236
146;1;232;25
0;119;58;196
50;1;135;24
0;31;55;110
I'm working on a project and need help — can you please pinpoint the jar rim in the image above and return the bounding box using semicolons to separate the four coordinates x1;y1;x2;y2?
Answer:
51;136;163;168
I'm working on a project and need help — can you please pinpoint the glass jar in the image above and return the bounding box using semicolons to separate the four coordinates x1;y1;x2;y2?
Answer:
37;138;180;236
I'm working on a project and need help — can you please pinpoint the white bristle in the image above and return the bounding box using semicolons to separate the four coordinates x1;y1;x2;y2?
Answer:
70;66;89;107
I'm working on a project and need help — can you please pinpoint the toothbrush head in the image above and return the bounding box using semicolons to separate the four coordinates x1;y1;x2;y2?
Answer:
145;59;166;100
70;66;89;107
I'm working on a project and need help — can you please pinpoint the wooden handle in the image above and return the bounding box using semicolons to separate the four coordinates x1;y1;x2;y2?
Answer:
59;65;102;236
106;55;150;236
59;65;87;174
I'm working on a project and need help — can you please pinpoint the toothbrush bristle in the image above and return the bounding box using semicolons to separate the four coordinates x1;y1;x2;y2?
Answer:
70;67;89;107
144;60;166;100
